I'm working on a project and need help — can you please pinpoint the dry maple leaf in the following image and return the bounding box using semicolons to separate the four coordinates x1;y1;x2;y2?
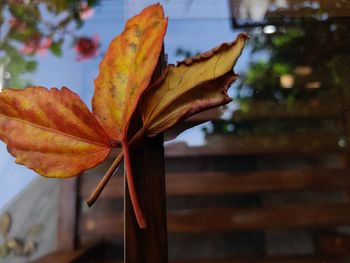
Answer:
140;33;248;137
92;3;168;228
0;87;111;178
93;4;168;142
0;3;247;229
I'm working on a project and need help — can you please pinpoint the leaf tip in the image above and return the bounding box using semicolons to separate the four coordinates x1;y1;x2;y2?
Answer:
140;221;147;229
142;2;165;18
86;200;93;207
237;32;250;40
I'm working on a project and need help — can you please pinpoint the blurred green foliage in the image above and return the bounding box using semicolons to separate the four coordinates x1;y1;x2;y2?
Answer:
237;16;350;103
0;0;100;88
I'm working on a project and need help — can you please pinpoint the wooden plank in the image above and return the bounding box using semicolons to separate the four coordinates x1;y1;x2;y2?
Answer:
167;204;350;233
80;203;350;236
102;133;344;162
166;100;343;139
232;100;340;121
171;257;350;263
100;257;350;263
57;178;79;250
315;234;350;255
167;101;341;139
81;169;350;199
99;258;349;263
165;133;344;157
172;99;341;125
32;250;86;263
106;259;348;263
149;169;350;195
32;242;108;263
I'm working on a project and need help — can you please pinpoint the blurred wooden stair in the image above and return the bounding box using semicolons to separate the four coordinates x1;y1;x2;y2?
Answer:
33;89;350;262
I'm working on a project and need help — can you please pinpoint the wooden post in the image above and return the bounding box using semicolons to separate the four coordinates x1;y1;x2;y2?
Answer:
124;51;168;263
124;134;168;263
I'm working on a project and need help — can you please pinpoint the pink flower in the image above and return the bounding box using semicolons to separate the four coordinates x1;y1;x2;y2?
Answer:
8;17;26;32
79;2;94;20
20;35;52;55
75;35;99;61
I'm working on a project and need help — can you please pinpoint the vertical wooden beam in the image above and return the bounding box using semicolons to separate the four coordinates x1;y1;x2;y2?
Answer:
124;51;168;263
124;134;168;263
57;178;79;250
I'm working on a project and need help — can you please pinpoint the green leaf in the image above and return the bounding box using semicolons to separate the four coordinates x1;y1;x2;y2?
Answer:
44;0;69;14
88;0;99;6
272;63;291;75
25;61;38;72
8;4;40;25
49;42;62;56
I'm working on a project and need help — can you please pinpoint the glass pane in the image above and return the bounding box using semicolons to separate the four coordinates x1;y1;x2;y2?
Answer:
0;0;350;262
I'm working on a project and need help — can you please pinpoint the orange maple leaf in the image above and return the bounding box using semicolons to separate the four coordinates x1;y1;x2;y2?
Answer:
0;4;247;229
0;86;111;178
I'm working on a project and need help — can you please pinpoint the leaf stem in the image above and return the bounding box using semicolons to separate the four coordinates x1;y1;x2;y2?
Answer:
129;126;147;145
86;152;124;207
122;141;146;228
86;126;147;207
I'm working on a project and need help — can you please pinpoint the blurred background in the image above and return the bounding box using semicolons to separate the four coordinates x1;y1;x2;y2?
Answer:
0;0;350;262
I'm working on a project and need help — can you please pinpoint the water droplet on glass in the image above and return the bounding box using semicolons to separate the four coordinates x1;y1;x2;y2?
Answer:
338;138;347;148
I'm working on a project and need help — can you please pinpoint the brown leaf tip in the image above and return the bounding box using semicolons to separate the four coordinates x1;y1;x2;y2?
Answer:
139;3;165;19
177;33;249;66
